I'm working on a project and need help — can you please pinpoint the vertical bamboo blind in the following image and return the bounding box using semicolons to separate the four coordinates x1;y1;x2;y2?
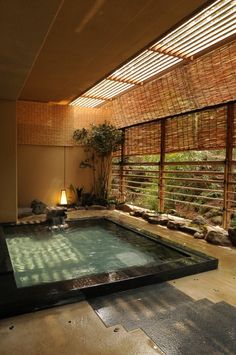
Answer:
119;106;228;156
106;40;236;128
112;102;236;228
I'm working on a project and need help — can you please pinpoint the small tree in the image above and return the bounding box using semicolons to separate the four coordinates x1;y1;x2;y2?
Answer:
73;122;123;203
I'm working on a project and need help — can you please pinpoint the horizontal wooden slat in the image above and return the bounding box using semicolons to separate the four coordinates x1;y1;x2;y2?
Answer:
164;170;224;175
165;184;223;194
165;190;223;202
163;176;224;184
164;197;222;210
163;160;225;166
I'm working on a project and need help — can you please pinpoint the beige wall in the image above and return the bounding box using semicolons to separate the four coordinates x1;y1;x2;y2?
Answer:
16;101;108;209
0;100;17;222
18;145;93;207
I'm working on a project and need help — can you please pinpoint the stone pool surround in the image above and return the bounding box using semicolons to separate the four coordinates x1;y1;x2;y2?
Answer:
0;211;217;319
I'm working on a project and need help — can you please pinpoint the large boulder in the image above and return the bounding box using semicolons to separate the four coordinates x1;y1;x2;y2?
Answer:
228;228;236;246
31;199;47;215
205;226;232;246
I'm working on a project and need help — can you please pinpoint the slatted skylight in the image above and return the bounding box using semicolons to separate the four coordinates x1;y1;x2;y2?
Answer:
70;0;236;107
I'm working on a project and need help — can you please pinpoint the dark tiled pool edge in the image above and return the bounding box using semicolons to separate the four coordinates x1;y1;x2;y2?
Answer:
0;217;218;319
0;227;13;275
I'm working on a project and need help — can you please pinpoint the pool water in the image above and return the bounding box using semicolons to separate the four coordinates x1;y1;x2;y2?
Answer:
5;219;186;288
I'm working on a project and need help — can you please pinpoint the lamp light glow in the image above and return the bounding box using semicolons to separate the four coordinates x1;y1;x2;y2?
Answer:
60;189;67;205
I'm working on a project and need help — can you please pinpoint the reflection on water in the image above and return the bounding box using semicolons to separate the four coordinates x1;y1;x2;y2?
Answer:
4;220;185;288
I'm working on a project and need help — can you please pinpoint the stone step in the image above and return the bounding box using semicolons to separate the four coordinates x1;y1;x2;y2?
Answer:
90;283;193;329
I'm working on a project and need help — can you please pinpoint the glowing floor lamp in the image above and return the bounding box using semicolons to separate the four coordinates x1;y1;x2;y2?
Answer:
60;189;67;206
59;146;68;206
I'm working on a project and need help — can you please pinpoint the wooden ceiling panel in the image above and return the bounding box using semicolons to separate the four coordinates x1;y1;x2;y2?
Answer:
19;0;209;103
0;0;62;100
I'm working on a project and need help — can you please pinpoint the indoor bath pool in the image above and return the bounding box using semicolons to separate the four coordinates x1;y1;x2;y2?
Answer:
0;217;218;318
5;219;188;288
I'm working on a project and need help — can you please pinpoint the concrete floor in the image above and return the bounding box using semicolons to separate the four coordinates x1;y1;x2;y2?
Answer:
0;210;235;354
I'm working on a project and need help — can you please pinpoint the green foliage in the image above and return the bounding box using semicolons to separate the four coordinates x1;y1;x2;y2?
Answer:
73;122;124;156
122;150;226;223
73;122;123;202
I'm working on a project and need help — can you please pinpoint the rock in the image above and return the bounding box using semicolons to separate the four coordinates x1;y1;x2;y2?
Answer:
170;215;191;224
167;221;178;230
142;212;159;220
205;226;232;246
121;203;134;213
116;203;125;211
192;216;207;225
211;215;223;226
88;205;107;210
166;209;178;216
147;215;169;226
167;220;185;230
228;228;236;246
194;232;205;239
147;217;161;224
130;211;142;217
179;224;201;235
107;204;116;210
31;199;47;215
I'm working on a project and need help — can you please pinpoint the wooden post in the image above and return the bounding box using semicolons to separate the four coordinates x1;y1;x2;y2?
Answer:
158;120;166;212
119;129;125;202
223;103;234;229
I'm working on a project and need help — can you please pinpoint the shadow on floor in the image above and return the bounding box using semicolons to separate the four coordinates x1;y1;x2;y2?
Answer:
89;283;236;355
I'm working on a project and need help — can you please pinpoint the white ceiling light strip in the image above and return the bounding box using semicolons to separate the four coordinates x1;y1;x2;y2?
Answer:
70;96;105;107
111;52;164;82
152;2;236;56
135;57;182;83
184;24;236;56
120;54;181;83
71;0;236;107
84;79;134;99
174;15;236;55
110;51;162;82
154;0;233;48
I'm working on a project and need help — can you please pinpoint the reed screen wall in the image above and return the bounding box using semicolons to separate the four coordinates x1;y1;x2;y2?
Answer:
17;101;111;146
110;40;236;228
106;40;236;128
112;102;236;228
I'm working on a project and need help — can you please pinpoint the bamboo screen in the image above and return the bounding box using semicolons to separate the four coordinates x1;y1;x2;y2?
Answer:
124;121;161;156
17;101;74;146
165;106;227;153
106;40;236;128
17;101;111;146
121;106;229;156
